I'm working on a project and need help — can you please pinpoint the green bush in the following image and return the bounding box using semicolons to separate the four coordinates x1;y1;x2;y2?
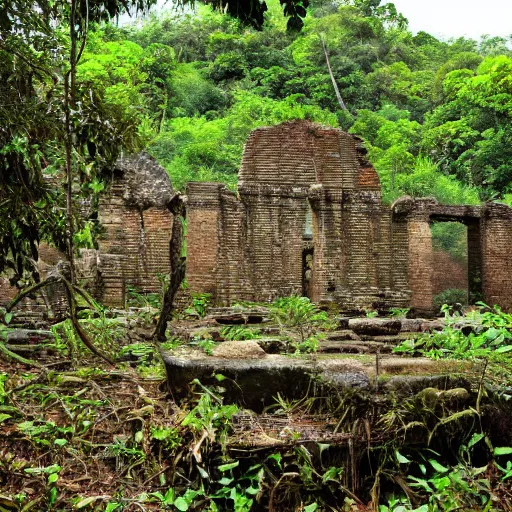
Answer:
433;288;468;311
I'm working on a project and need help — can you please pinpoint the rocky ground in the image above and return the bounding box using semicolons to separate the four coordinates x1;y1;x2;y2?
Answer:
1;303;511;510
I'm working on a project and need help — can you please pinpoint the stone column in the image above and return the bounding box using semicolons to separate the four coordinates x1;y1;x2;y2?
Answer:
467;221;483;304
407;217;434;314
481;204;512;311
185;183;221;298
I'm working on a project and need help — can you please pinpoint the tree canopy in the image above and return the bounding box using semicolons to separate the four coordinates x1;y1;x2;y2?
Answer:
2;0;512;279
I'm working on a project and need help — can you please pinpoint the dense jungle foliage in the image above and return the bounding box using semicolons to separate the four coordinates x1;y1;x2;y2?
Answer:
2;0;512;277
91;0;511;204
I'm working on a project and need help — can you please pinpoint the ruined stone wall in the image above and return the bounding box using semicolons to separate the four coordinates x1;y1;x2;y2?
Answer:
97;154;174;306
186;121;410;310
185;183;221;298
481;204;512;310
406;218;434;313
432;251;468;296
98;191;173;305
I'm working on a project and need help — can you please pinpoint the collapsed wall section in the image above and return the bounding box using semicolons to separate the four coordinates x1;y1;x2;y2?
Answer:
186;120;410;310
96;153;174;306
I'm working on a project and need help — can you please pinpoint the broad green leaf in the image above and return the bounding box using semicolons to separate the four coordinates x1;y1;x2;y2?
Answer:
54;438;67;447
76;496;103;508
396;450;411;464
468;432;484;449
105;503;121;512
432;475;450;491
197;466;209;479
218;461;239;472
0;414;11;423
134;430;143;443
304;504;318;512
174;497;189;511
494;447;512;456
48;473;59;484
429;459;449;473
267;452;282;468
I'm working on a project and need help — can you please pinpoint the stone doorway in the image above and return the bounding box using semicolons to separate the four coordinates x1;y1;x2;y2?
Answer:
302;248;314;299
430;221;469;311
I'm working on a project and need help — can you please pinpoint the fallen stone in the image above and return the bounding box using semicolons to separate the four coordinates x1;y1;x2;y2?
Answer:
400;318;423;332
419;320;445;332
383;375;471;395
212;340;266;359
162;352;369;410
415;387;471;407
336;317;350;330
189;327;222;342
358;333;415;343
326;330;361;341
6;329;53;344
319;339;394;354
254;337;286;354
206;306;268;325
133;327;153;340
209;313;264;325
348;318;401;336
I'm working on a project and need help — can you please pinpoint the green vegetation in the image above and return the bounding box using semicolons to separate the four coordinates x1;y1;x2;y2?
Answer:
3;0;512;510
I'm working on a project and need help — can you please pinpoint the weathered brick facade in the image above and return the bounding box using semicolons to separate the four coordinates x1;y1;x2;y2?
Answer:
392;198;512;314
186;121;512;314
0;153;174;315
186;121;410;311
3;124;512;318
95;153;174;306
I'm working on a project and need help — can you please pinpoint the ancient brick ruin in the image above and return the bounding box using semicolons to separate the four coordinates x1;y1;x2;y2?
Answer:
186;120;512;314
95;153;173;305
2;121;512;318
0;153;173;317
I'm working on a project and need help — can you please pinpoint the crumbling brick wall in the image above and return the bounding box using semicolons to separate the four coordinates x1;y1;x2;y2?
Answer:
186;121;411;310
481;203;512;311
98;153;174;306
394;199;512;313
432;251;468;296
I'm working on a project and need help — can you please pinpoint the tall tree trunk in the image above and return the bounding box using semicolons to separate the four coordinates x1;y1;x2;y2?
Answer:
321;35;348;111
64;0;78;284
154;194;187;342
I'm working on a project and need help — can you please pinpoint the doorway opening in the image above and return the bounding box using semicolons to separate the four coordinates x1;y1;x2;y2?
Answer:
302;248;314;299
431;220;474;311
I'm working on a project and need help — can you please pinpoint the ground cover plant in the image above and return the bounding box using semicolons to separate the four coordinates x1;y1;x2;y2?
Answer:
3;0;512;509
1;296;512;510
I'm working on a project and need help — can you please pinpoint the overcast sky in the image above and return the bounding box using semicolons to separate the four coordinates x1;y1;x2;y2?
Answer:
125;0;512;41
391;0;512;40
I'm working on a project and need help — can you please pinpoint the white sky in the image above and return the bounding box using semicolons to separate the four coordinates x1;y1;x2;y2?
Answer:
124;0;512;41
391;0;512;40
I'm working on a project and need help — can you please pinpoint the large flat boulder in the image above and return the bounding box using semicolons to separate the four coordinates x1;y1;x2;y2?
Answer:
162;351;369;411
348;318;401;336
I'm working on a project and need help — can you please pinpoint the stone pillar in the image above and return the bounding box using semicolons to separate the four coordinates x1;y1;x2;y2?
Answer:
407;217;434;314
481;204;512;311
185;182;221;298
467;221;483;304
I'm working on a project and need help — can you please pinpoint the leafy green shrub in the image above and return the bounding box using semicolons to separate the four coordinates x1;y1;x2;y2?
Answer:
394;303;512;374
433;288;468;311
185;293;211;317
221;325;261;341
270;296;330;345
